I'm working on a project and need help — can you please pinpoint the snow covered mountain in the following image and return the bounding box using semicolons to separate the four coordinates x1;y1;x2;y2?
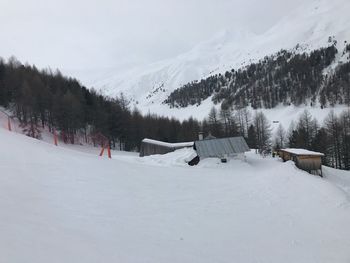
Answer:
89;0;350;120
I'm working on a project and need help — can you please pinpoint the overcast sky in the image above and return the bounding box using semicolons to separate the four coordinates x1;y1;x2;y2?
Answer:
0;0;307;73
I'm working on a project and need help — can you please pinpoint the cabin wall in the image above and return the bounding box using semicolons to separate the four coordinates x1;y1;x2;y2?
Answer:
139;143;175;157
279;151;292;162
296;156;322;171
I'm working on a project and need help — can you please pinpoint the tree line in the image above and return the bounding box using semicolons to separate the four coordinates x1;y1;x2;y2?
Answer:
202;105;349;171
165;42;350;109
0;56;201;151
279;109;350;170
203;106;272;154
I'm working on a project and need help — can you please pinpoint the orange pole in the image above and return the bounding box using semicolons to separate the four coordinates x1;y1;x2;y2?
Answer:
107;145;112;159
53;129;58;146
7;117;11;131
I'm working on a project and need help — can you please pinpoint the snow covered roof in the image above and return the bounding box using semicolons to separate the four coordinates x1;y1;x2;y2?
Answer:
281;148;325;157
142;138;194;148
205;133;216;140
195;136;250;159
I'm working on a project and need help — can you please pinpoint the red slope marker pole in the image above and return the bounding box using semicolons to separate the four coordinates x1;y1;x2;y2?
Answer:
99;146;105;157
107;145;112;159
53;129;58;146
7;117;11;131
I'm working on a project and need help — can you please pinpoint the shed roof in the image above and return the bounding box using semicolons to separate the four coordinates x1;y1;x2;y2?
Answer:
142;138;194;148
205;133;216;140
280;148;325;157
194;136;249;159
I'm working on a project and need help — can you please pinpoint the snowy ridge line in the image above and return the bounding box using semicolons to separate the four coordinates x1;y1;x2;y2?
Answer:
84;0;350;120
142;138;194;148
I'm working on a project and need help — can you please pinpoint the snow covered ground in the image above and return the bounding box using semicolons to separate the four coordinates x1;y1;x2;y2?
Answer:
324;166;350;198
1;125;350;262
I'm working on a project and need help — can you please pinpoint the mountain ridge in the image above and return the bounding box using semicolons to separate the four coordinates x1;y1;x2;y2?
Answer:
90;0;350;119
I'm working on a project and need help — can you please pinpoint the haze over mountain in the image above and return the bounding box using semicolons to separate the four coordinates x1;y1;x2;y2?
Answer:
85;0;350;119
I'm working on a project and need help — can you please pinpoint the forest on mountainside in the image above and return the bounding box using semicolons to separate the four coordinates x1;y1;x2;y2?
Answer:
0;57;202;151
165;43;350;109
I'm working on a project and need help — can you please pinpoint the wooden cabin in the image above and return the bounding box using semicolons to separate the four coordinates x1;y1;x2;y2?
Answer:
278;148;325;176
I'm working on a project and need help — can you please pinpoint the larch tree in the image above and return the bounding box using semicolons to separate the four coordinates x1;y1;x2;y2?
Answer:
253;111;272;153
274;124;286;150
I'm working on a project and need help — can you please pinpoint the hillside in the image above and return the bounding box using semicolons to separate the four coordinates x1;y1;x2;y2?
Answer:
88;0;350;120
1;125;350;262
165;45;348;109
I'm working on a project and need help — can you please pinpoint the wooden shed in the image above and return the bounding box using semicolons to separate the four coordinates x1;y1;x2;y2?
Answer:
278;148;325;176
188;136;250;165
139;138;194;157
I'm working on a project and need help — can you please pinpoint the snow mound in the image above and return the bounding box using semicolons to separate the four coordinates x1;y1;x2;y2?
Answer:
323;166;350;198
138;147;197;167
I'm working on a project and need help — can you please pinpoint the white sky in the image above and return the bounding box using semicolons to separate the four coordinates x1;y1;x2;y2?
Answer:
0;0;307;74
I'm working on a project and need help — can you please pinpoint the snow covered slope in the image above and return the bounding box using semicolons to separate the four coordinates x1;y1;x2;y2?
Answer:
1;123;350;262
89;29;256;105
89;0;350;120
324;166;350;197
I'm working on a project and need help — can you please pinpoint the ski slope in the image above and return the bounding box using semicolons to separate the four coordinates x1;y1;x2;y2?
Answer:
1;125;350;262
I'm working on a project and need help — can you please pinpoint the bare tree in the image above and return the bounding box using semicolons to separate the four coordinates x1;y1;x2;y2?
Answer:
274;124;286;150
324;110;342;168
339;109;350;169
208;106;222;137
235;106;251;137
297;109;316;148
219;105;232;136
254;111;272;154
